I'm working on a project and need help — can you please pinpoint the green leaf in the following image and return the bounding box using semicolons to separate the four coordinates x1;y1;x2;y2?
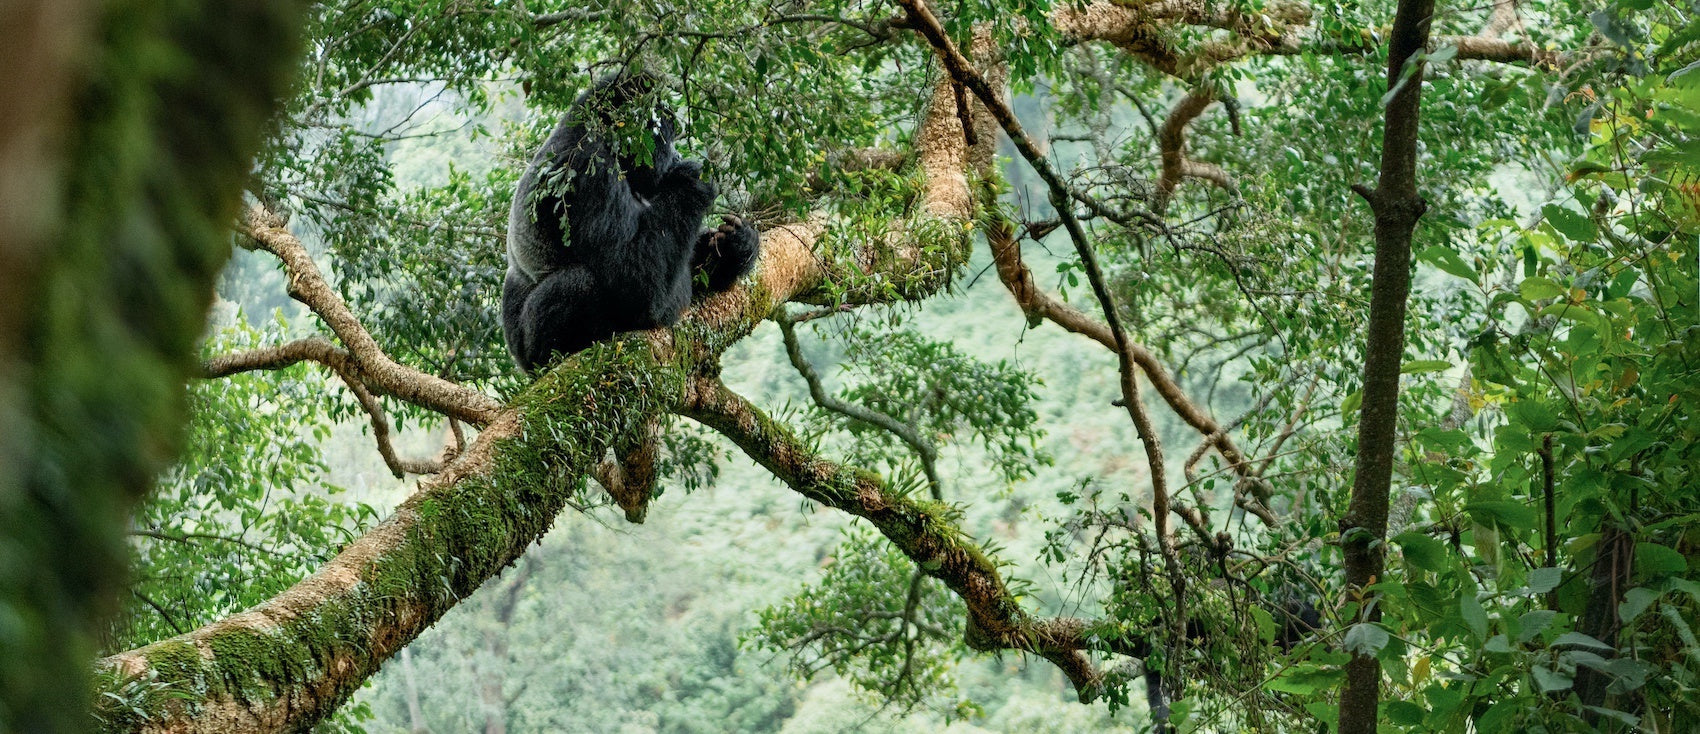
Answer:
1385;700;1426;725
1266;664;1344;694
1555;631;1615;652
1583;706;1641;727
1518;276;1567;301
1518;610;1557;642
1567;158;1614;179
1635;543;1688;577
1536;301;1607;329
1505;400;1560;432
1400;360;1452;375
1343;623;1390;656
1542;204;1598;242
1395;531;1447;571
1534;664;1574;692
1417;245;1479;282
1466;501;1538;531
1340;390;1362;417
1670;59;1700;87
1460;594;1489;641
1620;587;1659;624
1528;567;1563;594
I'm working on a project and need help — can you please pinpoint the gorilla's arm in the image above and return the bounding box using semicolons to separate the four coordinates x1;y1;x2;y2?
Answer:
590;159;716;328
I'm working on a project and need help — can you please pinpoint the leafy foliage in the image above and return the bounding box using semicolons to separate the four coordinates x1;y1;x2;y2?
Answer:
749;529;967;714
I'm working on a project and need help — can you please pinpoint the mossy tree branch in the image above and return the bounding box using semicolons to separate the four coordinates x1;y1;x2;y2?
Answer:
96;50;990;732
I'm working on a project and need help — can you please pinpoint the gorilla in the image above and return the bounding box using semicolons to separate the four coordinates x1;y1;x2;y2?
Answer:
503;71;760;374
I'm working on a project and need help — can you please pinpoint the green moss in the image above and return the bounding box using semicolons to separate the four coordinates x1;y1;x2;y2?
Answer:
141;640;202;683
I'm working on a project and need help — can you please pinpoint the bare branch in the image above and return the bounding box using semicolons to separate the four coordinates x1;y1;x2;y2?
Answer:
1053;0;1565;75
241;206;503;426
202;337;355;378
333;366;443;478
202;336;446;478
531;9;608;28
1155;87;1238;215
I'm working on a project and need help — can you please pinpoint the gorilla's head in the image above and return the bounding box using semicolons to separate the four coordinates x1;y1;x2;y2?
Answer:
578;69;681;197
619;108;680;198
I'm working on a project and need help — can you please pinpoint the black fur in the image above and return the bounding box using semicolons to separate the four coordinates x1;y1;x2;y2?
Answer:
503;72;760;374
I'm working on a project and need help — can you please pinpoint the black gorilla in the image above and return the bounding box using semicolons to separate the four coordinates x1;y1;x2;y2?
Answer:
502;72;760;374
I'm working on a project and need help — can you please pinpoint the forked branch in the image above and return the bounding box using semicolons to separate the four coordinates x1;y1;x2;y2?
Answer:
240;206;503;427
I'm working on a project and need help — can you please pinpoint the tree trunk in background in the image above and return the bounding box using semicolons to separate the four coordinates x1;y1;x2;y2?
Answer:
402;648;432;734
1337;0;1434;732
0;1;307;730
483;558;535;734
1573;525;1633;717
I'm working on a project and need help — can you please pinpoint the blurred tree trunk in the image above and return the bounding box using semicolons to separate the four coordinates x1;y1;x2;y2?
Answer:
482;557;536;734
401;648;432;734
0;1;307;730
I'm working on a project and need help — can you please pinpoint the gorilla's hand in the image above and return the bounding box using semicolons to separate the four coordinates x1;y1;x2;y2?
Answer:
710;214;741;242
667;158;703;182
659;158;714;209
693;213;760;294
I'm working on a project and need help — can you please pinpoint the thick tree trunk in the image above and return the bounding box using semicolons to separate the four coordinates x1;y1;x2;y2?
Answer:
1337;1;1434;732
0;2;305;731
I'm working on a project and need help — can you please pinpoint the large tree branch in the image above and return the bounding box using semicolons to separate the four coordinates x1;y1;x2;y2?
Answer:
1155;87;1238;215
97;52;991;731
1053;0;1563;76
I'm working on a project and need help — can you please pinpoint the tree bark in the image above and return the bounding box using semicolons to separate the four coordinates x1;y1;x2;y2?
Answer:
1572;525;1632;717
1337;1;1434;732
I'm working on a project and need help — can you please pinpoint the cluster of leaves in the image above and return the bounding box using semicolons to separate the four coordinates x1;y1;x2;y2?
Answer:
747;528;967;714
793;319;1051;492
108;323;378;652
